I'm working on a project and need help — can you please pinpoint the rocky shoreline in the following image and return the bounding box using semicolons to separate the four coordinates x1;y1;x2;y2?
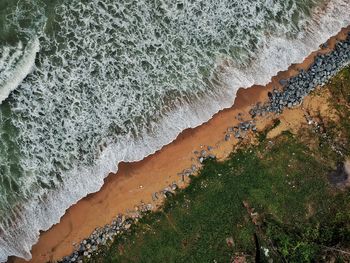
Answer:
58;31;350;263
226;31;350;141
250;32;350;116
58;203;152;263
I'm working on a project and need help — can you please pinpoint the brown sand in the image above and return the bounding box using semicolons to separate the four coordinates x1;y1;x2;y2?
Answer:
266;86;339;139
266;88;338;139
10;26;350;263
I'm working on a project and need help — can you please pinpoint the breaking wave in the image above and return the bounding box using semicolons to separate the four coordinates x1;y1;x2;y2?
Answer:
0;38;39;104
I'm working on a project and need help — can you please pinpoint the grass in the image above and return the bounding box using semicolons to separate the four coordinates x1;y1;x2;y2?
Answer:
88;67;350;263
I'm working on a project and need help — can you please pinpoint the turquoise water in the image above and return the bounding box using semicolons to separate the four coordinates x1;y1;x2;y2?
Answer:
0;0;350;261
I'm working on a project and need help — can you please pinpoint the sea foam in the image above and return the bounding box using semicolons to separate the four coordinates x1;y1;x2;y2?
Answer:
0;38;40;104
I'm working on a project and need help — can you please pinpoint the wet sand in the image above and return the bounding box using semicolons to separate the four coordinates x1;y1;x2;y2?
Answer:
10;26;350;263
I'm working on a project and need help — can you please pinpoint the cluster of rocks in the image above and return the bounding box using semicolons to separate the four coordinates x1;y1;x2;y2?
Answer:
250;32;350;117
178;164;198;180
225;120;257;141
58;204;152;263
152;182;179;200
58;180;183;263
193;146;217;163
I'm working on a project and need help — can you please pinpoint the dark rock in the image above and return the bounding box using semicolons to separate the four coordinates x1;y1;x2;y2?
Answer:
321;42;328;49
279;79;288;86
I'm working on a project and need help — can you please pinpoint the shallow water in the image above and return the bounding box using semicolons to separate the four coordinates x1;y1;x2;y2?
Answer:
0;0;350;261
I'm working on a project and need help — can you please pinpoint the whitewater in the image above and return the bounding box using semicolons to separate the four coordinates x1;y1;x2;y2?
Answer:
0;0;350;261
0;38;40;104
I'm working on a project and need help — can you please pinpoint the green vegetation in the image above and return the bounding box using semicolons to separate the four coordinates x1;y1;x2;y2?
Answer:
89;67;350;263
325;65;350;157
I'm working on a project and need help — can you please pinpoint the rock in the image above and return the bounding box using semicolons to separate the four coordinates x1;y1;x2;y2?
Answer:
152;192;158;201
183;168;193;176
79;244;85;252
279;79;288;86
191;164;197;172
234;131;240;138
171;183;178;191
225;134;230;141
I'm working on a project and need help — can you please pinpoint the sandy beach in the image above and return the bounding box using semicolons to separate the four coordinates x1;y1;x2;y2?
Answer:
9;26;350;263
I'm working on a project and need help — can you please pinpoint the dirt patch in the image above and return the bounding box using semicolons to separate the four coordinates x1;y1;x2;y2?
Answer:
327;160;350;188
266;88;337;139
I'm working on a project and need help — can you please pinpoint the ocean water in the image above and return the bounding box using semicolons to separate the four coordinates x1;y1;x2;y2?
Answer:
0;0;349;261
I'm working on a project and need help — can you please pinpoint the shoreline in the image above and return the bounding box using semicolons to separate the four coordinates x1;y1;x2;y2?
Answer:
10;26;350;263
71;64;350;262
